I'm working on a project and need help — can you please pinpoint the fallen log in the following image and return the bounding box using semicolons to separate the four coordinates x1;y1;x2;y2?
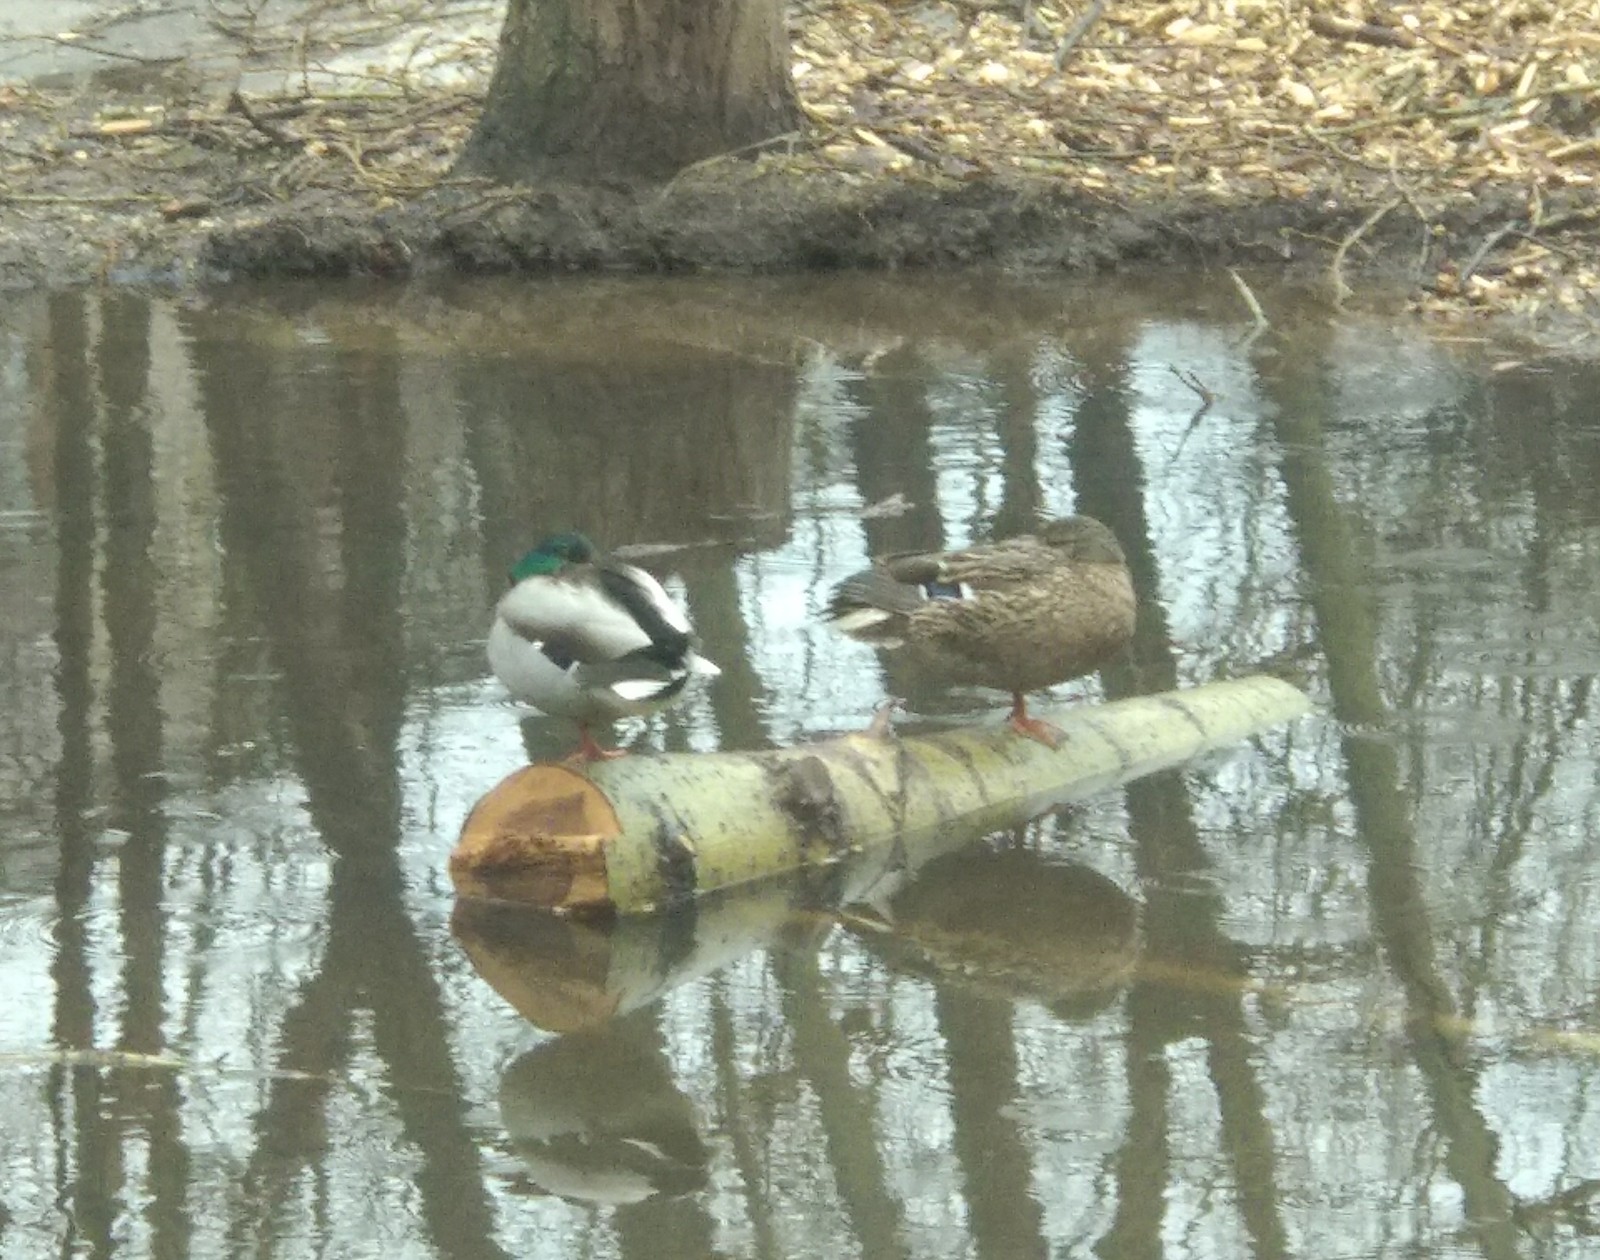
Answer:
451;673;1311;915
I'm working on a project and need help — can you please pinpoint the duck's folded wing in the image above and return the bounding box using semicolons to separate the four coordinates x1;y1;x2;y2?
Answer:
877;550;946;586
907;538;1062;589
598;561;694;655
571;650;692;703
826;567;925;639
497;579;653;661
828;567;927;612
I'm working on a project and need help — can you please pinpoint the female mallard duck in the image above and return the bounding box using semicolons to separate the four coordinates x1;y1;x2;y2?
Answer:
487;532;720;761
825;515;1135;747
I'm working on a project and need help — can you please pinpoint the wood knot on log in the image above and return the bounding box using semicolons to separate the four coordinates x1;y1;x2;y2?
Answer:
770;755;848;856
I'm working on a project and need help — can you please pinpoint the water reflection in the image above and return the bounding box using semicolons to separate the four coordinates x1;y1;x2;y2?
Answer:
1;275;1599;1258
499;1019;711;1205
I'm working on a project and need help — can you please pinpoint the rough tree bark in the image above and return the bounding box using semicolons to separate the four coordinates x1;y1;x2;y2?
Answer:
458;0;802;183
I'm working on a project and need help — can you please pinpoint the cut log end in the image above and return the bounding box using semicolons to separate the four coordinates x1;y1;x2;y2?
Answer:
450;764;621;913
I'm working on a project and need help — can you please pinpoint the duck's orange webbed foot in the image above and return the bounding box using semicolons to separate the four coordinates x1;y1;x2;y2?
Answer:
1007;694;1064;749
566;724;629;765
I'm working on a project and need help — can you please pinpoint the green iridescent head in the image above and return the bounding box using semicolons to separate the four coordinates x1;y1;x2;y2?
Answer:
509;532;598;582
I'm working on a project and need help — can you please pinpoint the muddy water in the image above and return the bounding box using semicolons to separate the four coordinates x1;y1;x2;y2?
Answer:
1;274;1598;1259
0;0;494;93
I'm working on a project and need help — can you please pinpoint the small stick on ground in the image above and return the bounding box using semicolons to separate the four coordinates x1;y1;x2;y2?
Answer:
1331;197;1401;308
1460;221;1523;287
864;697;905;740
1055;0;1112;70
1307;13;1417;49
655;130;805;200
227;90;305;147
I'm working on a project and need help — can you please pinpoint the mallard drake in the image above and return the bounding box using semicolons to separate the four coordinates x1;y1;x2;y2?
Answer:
487;533;720;761
826;515;1135;746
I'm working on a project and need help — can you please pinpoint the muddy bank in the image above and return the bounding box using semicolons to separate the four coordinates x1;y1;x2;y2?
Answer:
0;80;1572;291
5;0;1600;349
199;166;1521;282
0;109;1583;351
0;88;1592;352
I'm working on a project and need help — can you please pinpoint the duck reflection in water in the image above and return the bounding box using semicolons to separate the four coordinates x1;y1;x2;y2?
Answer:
499;1019;710;1205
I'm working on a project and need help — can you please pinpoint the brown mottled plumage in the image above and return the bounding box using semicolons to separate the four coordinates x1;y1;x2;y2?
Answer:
826;516;1136;745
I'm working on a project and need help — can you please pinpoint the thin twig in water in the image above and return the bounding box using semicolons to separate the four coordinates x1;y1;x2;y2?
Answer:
1227;268;1270;331
1055;0;1112;70
1169;366;1214;406
0;191;167;205
1330;196;1401;307
1380;157;1435;285
1167;366;1214;460
35;35;184;66
1398;192;1434;282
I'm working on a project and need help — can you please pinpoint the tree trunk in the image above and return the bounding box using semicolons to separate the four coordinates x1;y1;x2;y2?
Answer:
458;0;802;183
450;675;1312;915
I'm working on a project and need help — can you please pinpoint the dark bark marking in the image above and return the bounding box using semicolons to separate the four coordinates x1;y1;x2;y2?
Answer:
1155;695;1211;740
769;755;850;857
647;803;699;906
828;743;912;831
938;738;993;806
